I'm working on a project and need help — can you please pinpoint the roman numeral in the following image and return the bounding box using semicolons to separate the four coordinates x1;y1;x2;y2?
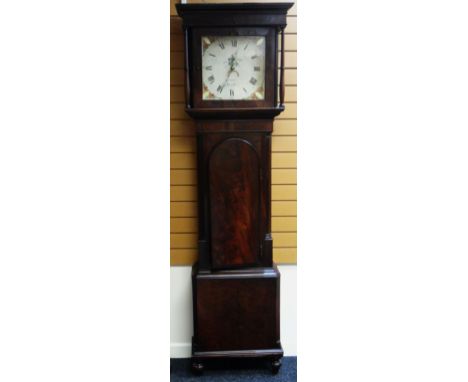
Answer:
217;85;224;93
249;77;257;85
219;42;225;49
230;89;234;96
254;66;260;72
208;75;215;84
244;43;249;50
205;66;212;70
243;87;247;93
231;40;237;47
209;53;216;57
251;55;257;59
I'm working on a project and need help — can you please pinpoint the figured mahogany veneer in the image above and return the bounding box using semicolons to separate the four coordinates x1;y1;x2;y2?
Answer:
209;137;261;268
196;120;273;270
192;265;280;352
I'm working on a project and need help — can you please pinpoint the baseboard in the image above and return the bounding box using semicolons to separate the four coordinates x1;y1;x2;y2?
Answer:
171;342;296;358
171;342;192;358
170;356;297;378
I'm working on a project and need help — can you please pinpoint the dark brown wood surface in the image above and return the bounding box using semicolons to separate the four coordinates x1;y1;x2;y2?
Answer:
176;2;291;28
196;123;273;270
209;138;261;269
192;265;282;355
279;27;285;107
196;275;277;350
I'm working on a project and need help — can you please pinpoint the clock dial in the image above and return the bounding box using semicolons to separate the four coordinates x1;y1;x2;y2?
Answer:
202;36;265;100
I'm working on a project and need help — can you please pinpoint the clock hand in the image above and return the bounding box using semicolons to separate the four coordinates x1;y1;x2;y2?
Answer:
220;70;233;90
223;54;240;81
219;54;239;93
232;51;241;76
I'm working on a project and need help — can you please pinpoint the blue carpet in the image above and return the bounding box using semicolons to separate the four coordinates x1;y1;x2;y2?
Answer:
170;357;296;381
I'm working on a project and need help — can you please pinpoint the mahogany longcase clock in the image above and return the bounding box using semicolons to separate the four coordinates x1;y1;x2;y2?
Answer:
175;2;294;375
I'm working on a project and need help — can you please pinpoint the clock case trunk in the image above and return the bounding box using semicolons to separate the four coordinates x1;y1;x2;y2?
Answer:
192;120;282;371
175;3;293;374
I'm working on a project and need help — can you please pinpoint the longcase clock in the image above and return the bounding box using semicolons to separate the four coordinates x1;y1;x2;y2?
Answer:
175;2;294;375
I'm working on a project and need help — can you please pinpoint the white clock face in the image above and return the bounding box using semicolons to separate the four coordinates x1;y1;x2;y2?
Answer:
201;35;265;101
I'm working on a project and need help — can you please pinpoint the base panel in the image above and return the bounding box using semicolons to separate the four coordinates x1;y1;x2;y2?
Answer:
191;342;283;375
191;263;282;373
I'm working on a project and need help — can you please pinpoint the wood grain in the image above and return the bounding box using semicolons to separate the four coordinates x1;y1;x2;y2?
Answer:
271;153;296;168
170;247;296;264
272;201;296;216
170;232;296;249
170;202;197;217
272;217;297;232
209;138;261;268
170;153;197;169
170;200;297;219
170;102;296;120
171;152;296;169
176;0;297;16
170;16;296;34
170;217;297;234
171;184;296;202
171;136;296;153
171;168;296;186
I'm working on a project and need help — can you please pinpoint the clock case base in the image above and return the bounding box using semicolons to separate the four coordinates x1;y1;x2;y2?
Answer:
191;263;283;374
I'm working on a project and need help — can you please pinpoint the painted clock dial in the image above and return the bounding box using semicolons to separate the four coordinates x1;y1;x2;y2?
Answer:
201;35;266;101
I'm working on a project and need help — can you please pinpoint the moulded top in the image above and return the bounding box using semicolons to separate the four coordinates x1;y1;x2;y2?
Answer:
176;2;294;27
176;2;294;14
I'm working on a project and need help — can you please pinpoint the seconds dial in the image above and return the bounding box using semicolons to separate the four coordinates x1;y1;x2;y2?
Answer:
201;35;265;101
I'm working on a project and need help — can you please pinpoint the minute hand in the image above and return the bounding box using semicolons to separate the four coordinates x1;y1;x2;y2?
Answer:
220;68;234;91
